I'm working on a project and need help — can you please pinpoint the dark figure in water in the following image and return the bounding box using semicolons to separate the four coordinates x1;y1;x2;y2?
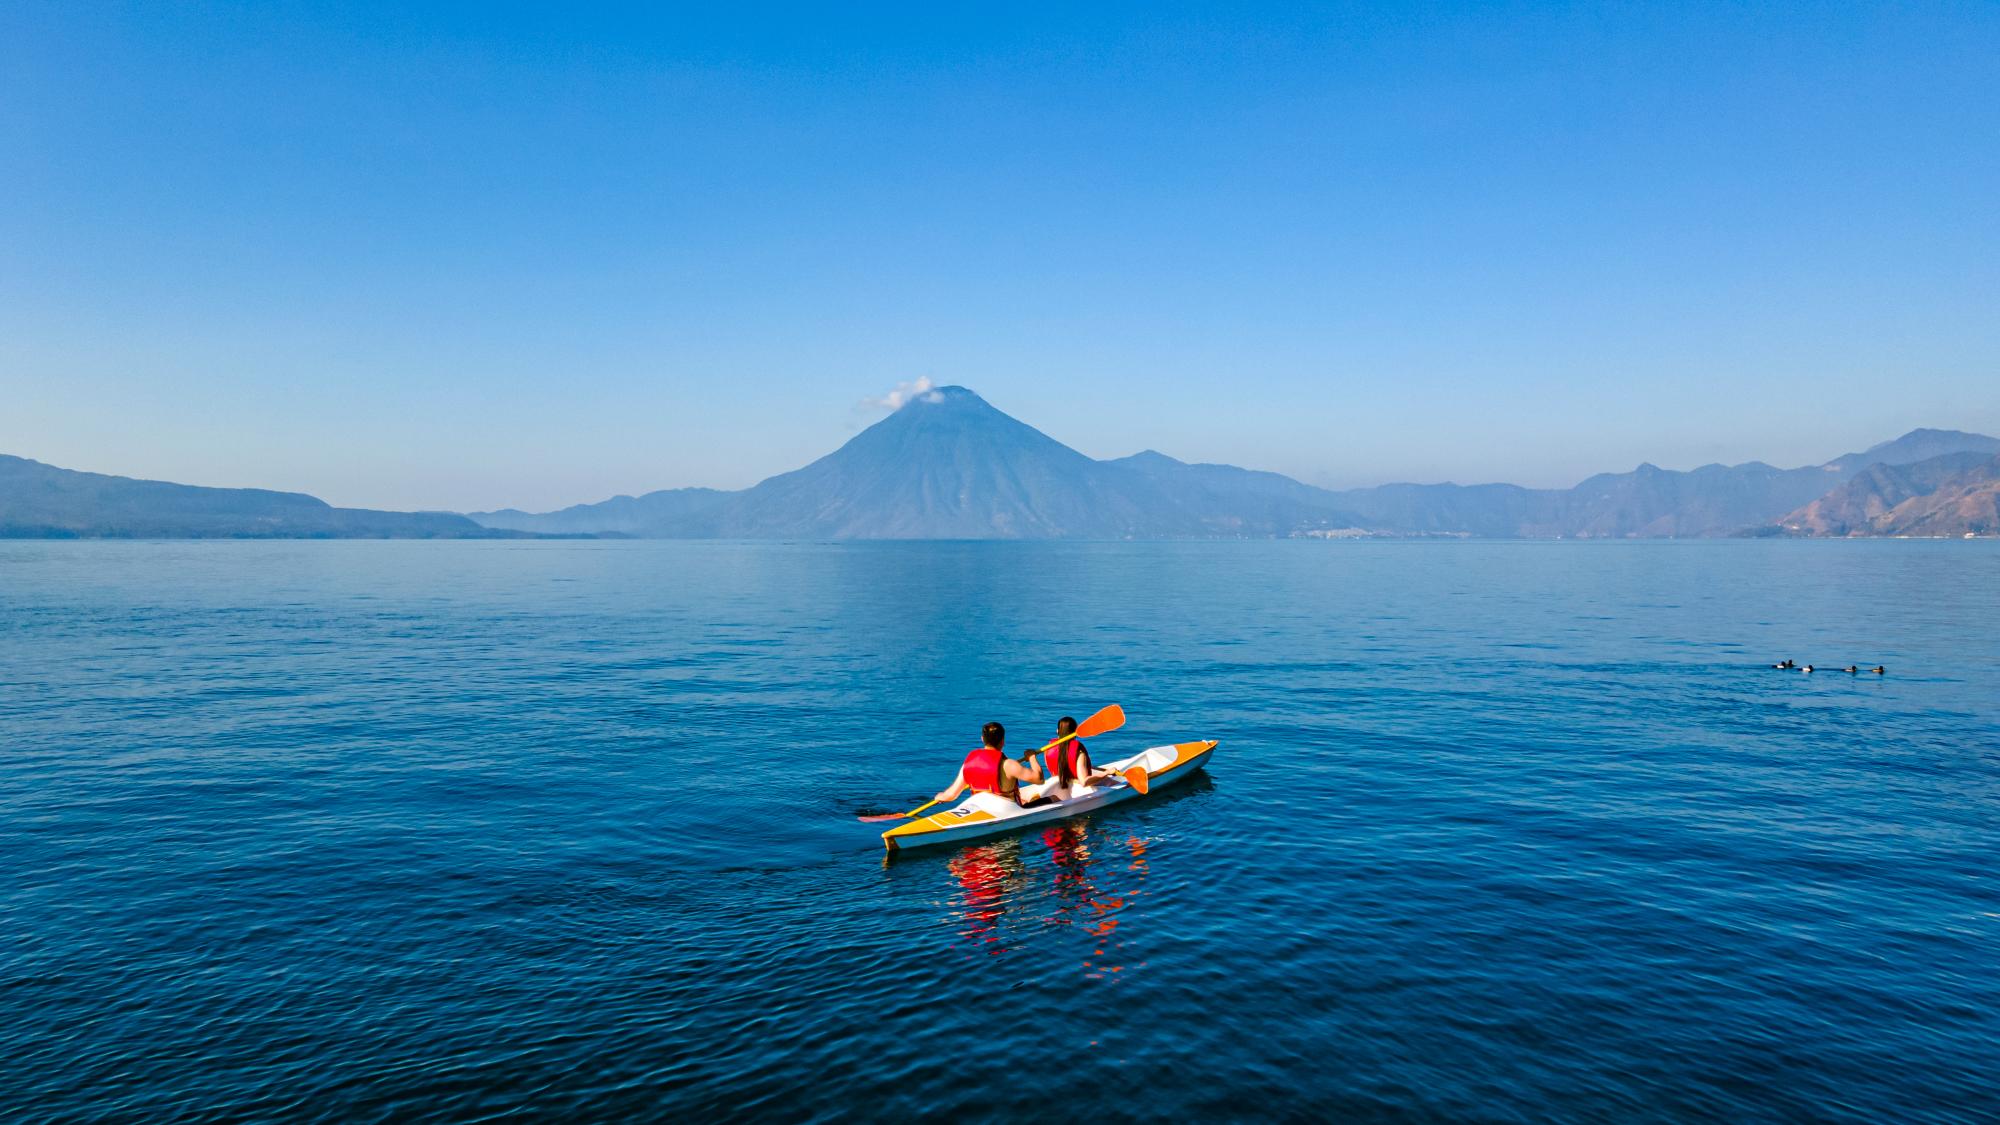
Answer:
1874;665;1887;675
1802;665;1815;673
1772;659;1795;669
1843;665;1859;674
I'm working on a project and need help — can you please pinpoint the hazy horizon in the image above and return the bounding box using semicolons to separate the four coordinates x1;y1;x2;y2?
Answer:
5;4;1997;511
6;387;1992;516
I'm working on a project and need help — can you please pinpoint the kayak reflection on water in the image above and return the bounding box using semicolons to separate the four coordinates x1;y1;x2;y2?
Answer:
941;822;1152;977
948;837;1026;953
1042;822;1149;979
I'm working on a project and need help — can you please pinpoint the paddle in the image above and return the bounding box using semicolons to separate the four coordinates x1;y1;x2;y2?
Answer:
1122;765;1150;795
857;800;944;825
857;703;1128;823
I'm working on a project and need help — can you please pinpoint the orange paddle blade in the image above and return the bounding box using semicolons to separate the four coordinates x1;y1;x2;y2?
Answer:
1075;703;1126;740
1122;765;1149;795
1031;703;1128;756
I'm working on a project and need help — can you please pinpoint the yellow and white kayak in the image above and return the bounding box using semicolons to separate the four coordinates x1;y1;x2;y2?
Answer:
882;740;1218;854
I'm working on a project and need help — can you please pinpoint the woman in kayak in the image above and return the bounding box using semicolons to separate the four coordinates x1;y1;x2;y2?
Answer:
1041;714;1117;800
933;722;1047;807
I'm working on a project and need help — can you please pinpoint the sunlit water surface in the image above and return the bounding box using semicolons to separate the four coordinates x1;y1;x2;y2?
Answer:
3;540;1997;1121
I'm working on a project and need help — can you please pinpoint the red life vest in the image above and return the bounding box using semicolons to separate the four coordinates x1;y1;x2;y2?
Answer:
962;746;1006;794
1043;739;1085;783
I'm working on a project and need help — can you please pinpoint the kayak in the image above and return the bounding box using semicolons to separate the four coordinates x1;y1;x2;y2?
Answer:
881;740;1218;854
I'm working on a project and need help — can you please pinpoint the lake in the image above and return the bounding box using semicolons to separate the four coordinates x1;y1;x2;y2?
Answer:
3;539;1996;1121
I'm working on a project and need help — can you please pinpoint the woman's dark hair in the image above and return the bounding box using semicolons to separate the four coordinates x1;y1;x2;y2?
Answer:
981;721;1005;748
1053;716;1079;784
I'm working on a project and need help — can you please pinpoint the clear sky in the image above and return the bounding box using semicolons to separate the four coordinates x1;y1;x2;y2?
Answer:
4;2;1996;511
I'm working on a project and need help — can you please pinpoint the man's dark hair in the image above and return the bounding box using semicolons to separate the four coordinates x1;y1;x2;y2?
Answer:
1056;716;1077;735
982;721;1005;748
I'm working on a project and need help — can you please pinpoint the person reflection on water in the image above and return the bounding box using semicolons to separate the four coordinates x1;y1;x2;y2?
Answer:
933;722;1047;808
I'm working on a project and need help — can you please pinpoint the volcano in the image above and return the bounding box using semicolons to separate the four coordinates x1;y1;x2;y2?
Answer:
474;386;1364;538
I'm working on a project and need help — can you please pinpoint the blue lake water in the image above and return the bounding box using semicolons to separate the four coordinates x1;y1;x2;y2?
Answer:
3;539;1997;1122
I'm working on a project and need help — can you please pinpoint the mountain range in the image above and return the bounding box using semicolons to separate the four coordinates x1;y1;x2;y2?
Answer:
1323;429;2000;539
472;387;2000;539
6;388;1998;539
0;454;514;539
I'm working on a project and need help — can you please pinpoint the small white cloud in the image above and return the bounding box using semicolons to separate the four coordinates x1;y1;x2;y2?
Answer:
862;376;936;411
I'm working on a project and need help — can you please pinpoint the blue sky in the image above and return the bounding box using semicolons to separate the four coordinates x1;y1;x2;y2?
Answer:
4;2;1996;511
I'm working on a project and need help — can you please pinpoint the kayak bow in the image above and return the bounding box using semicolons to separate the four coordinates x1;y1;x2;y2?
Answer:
881;740;1217;854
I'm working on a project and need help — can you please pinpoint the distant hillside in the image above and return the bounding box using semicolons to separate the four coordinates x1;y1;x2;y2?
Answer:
1880;458;2000;537
0;455;518;539
1324;430;2000;539
1324;461;1849;539
1319;481;1546;538
1775;452;2000;537
1821;428;2000;474
1102;450;1364;536
473;488;730;535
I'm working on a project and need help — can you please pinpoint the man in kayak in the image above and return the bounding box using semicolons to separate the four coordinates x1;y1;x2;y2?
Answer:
933;721;1047;807
1040;714;1115;799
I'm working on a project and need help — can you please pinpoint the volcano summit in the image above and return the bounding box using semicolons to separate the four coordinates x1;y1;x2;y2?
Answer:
471;386;1367;539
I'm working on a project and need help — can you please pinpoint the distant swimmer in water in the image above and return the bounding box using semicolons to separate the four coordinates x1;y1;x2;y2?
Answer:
1843;665;1859;674
1874;665;1887;675
1772;659;1795;669
1802;664;1815;673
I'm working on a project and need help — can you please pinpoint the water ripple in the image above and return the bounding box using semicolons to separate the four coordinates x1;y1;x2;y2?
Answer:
1;540;1997;1121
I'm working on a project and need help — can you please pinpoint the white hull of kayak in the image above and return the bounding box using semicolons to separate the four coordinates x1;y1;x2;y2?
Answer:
882;740;1217;854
